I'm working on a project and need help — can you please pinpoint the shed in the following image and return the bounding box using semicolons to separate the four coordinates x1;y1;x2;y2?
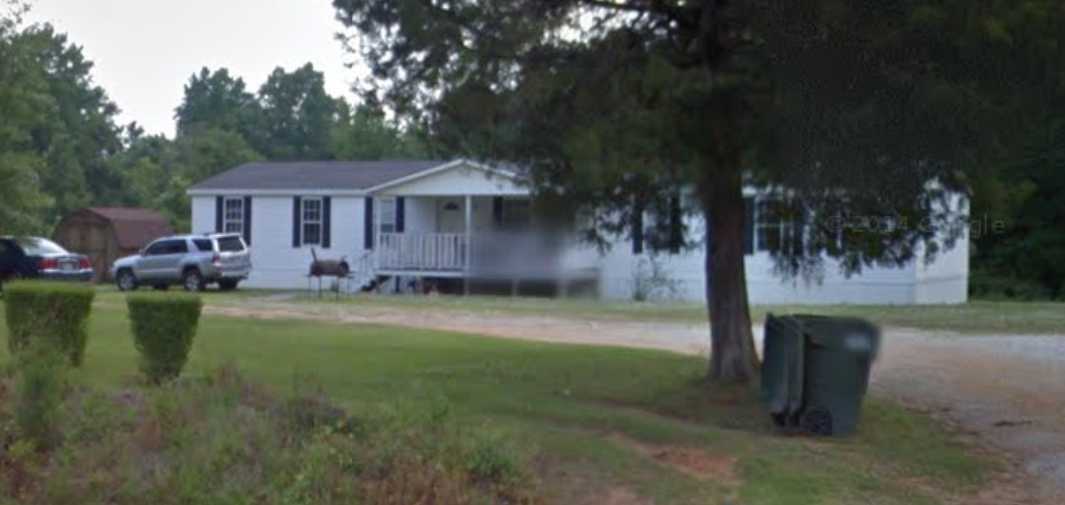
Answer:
54;207;174;282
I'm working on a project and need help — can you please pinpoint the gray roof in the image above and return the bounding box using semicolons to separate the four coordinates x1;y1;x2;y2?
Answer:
188;160;451;191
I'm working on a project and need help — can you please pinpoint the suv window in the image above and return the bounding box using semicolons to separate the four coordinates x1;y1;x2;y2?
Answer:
193;239;214;252
217;236;245;252
146;239;188;255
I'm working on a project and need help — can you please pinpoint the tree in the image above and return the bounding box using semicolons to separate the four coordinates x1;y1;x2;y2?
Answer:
971;119;1065;300
0;3;53;234
14;23;123;221
255;63;341;160
335;0;1049;382
111;128;261;231
174;67;260;140
331;99;430;159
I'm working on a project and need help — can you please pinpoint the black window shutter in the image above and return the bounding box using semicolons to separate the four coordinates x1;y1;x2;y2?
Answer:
669;195;682;254
215;196;223;233
322;197;332;248
292;196;301;248
395;197;405;233
791;204;806;256
492;196;504;226
632;202;644;255
243;196;252;245
743;197;754;255
363;198;374;250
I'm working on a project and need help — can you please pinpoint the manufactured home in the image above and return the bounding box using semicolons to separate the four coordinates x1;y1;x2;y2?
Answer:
187;159;968;304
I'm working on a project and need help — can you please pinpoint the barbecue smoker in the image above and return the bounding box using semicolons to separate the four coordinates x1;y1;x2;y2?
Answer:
307;248;351;297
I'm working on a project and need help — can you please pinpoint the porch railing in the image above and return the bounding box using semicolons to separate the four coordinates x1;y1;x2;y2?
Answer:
377;233;467;271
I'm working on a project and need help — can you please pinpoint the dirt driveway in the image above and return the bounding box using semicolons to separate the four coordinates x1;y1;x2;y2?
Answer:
211;297;1065;504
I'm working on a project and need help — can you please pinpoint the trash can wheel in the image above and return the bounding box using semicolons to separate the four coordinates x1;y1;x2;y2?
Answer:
771;412;788;427
800;407;834;436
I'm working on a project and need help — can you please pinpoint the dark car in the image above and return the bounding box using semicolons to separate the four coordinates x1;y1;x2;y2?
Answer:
0;236;94;284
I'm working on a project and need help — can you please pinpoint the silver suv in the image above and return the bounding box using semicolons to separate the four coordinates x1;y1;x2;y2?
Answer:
112;233;252;292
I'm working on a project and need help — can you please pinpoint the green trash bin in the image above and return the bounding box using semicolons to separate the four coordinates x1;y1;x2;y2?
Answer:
761;314;880;436
760;314;806;428
793;315;880;436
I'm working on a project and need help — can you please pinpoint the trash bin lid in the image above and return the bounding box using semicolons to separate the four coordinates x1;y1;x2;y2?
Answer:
793;315;880;358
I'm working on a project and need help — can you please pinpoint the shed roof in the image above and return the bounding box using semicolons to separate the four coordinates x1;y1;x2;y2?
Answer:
80;207;174;249
187;160;452;192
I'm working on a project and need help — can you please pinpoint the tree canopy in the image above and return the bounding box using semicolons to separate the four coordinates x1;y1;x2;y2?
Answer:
0;1;429;235
335;0;1061;381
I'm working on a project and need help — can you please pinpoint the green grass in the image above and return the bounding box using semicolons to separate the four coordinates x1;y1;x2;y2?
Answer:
0;302;993;504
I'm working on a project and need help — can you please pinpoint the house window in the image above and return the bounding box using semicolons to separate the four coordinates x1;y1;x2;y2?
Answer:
755;199;787;253
223;197;244;234
302;198;322;245
754;198;805;253
502;199;532;230
378;197;396;234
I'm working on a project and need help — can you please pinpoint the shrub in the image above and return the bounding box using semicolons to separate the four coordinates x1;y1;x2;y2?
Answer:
3;281;95;366
14;340;68;451
127;293;203;384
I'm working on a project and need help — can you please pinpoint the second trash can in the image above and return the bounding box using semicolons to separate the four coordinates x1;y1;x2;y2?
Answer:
761;314;880;436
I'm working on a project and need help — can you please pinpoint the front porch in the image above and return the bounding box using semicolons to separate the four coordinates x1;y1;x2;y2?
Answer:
368;194;598;285
371;194;531;276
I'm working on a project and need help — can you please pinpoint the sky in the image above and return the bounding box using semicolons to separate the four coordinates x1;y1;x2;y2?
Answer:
25;0;359;137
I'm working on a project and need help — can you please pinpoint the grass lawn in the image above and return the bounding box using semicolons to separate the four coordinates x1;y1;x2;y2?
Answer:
0;301;993;504
273;291;1065;335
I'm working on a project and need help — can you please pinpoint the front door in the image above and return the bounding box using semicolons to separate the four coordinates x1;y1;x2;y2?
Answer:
437;198;466;233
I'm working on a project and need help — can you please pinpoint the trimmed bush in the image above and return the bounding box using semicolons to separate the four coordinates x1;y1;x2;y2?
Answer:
14;340;68;451
127;293;203;383
3;281;95;366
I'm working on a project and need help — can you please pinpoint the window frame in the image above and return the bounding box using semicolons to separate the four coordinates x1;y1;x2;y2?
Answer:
378;197;396;234
755;199;787;253
501;198;532;230
223;197;244;235
301;197;323;246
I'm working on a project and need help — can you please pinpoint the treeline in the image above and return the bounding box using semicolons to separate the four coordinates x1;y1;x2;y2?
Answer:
0;7;428;233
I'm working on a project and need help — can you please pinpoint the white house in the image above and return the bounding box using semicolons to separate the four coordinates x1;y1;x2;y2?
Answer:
187;159;969;304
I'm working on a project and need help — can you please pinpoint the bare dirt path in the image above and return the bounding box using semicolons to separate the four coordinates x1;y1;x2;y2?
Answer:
210;297;1065;504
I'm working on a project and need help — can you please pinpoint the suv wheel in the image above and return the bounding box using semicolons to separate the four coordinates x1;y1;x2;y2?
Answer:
182;268;205;292
116;269;138;291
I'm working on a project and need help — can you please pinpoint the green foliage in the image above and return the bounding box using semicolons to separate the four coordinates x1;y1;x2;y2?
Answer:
111;127;261;232
254;63;341;160
0;4;52;234
971;118;1065;300
175;67;260;139
13;340;67;451
0;365;540;505
463;430;522;484
2;281;94;366
126;293;203;383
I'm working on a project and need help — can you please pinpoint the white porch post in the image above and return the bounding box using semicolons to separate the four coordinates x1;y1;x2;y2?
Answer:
464;195;472;295
374;196;381;267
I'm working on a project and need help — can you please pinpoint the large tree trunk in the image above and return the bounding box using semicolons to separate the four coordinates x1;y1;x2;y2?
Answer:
701;169;759;383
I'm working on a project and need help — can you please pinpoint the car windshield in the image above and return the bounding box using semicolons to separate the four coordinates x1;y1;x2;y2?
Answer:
17;237;68;256
217;236;245;252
